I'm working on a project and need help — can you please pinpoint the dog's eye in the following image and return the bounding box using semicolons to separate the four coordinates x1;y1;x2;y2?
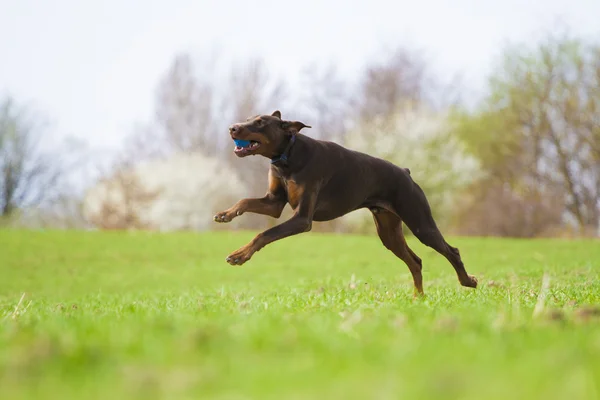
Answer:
255;119;263;126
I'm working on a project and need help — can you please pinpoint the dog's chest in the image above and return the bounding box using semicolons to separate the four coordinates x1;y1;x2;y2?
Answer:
282;178;302;210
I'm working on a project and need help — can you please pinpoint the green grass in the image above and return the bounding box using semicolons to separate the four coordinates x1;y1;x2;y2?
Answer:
1;229;600;400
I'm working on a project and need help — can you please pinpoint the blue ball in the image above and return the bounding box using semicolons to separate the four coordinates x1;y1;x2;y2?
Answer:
234;139;251;147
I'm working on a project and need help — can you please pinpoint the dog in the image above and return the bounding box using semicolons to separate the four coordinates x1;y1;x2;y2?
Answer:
214;110;477;296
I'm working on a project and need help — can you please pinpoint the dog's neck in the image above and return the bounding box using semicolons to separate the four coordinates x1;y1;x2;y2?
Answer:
270;133;296;166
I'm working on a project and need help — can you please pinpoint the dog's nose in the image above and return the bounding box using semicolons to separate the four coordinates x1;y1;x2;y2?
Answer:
229;124;239;134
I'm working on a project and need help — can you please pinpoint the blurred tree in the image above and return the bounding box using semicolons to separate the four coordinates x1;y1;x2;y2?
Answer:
298;63;352;143
451;31;600;236
357;48;427;121
225;58;287;123
0;96;77;219
154;53;218;155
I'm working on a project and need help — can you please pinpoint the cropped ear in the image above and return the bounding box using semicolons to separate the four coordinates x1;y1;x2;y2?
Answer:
281;120;311;133
271;110;281;119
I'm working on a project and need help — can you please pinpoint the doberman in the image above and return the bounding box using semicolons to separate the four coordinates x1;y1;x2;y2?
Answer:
214;110;477;296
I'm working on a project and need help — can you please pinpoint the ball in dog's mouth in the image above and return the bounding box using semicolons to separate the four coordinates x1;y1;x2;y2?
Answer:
233;139;260;155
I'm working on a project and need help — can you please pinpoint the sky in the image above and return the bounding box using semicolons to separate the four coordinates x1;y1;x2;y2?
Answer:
1;0;599;153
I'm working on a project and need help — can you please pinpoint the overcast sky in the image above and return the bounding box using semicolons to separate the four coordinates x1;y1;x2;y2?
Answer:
1;0;599;152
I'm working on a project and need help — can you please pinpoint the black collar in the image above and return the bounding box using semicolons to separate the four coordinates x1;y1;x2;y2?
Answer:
270;134;296;166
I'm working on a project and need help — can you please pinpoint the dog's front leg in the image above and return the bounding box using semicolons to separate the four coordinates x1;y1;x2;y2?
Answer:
215;171;287;223
214;195;285;223
225;189;317;266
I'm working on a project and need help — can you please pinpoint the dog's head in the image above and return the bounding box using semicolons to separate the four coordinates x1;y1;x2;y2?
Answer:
228;111;310;158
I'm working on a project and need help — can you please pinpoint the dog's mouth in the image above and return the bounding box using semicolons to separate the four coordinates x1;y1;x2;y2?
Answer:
233;139;261;157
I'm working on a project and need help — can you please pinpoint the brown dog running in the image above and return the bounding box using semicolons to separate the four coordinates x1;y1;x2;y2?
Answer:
214;110;477;297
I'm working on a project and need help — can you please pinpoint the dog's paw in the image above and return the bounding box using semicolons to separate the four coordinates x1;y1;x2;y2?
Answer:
461;275;478;289
225;245;255;266
213;210;236;223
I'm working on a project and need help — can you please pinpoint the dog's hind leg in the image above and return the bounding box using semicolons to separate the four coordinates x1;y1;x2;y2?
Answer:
371;208;425;297
398;183;478;289
413;227;477;288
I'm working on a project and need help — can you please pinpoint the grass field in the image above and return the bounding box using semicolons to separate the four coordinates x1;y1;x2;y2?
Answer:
1;229;599;399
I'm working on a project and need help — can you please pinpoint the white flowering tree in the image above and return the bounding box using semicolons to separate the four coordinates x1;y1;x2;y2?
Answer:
83;152;248;231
